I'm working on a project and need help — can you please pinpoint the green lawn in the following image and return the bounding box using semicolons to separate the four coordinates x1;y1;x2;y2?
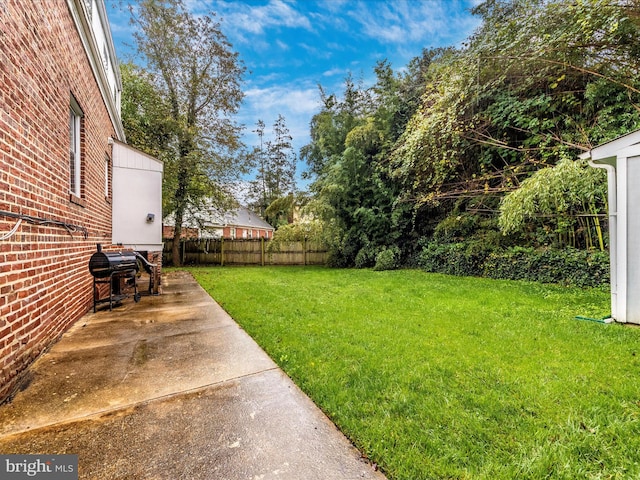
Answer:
190;266;640;480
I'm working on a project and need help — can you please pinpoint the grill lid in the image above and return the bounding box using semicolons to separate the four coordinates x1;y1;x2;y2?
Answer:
88;245;139;278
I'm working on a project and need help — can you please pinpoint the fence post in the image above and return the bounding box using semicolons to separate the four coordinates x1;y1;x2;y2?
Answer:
221;238;224;266
261;237;265;267
303;236;307;266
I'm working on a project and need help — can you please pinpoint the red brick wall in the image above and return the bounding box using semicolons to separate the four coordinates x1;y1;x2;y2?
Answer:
162;225;199;239
163;225;273;240
0;1;117;402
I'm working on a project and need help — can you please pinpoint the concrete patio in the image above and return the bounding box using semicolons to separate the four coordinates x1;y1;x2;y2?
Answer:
0;270;385;479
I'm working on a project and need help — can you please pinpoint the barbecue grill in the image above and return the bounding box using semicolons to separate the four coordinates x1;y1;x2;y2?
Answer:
89;244;140;311
89;250;138;278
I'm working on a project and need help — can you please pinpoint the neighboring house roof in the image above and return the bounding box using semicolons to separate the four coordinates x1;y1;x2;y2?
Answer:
165;204;274;232
215;206;274;231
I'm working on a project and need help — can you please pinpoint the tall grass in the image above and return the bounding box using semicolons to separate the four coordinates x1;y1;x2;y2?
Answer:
191;267;640;480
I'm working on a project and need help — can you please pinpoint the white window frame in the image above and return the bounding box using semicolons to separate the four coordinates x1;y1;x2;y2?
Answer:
69;97;83;197
104;155;110;199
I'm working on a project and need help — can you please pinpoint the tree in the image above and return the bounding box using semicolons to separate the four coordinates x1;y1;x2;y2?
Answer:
249;119;268;216
297;0;640;265
247;115;297;224
128;0;247;265
120;62;173;160
300;74;372;178
390;49;478;208
265;115;297;201
120;62;180;215
373;49;449;144
391;0;640;238
302;70;413;267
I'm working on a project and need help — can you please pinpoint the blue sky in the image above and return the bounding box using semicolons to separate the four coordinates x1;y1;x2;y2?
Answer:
106;0;482;184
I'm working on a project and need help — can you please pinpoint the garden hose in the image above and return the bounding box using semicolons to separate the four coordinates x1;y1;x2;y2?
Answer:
575;315;614;324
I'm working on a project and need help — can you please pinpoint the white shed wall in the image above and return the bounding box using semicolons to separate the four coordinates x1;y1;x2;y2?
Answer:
585;132;640;324
112;141;163;251
619;152;640;323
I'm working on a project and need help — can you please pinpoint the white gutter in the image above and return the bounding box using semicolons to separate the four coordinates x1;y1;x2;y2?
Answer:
66;0;126;141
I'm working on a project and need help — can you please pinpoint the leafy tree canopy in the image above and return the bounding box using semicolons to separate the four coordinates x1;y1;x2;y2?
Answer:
121;0;249;264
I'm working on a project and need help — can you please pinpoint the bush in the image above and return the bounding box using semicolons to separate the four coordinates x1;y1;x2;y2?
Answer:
418;240;498;277
419;242;469;276
373;246;401;271
418;241;609;287
355;244;380;269
483;247;610;287
433;213;479;242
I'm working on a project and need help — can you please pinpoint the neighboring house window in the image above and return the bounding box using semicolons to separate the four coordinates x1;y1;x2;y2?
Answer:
230;227;236;239
248;229;253;239
69;96;83;198
242;229;247;239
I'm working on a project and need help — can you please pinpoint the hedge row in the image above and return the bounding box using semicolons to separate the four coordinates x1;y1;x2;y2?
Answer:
418;242;610;288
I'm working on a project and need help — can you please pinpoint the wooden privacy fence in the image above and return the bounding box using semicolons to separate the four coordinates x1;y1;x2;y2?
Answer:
164;238;329;266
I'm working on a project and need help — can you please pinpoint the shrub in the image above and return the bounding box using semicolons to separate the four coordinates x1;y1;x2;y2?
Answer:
373;246;401;271
418;242;476;276
433;213;479;242
483;247;610;287
355;244;380;269
417;239;500;277
419;241;609;287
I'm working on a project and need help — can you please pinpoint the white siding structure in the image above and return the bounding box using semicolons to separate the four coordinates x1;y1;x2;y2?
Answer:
582;129;640;324
112;140;163;251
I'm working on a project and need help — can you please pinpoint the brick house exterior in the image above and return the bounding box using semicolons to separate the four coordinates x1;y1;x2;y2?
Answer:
162;225;273;240
220;225;273;240
163;206;274;240
162;225;201;240
0;0;143;402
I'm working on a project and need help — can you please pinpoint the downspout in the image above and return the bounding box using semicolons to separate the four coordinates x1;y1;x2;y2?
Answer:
588;159;617;320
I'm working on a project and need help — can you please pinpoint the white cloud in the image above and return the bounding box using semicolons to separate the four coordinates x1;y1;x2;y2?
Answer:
345;0;479;45
348;0;440;42
298;42;333;60
238;84;321;153
212;0;312;36
275;39;290;51
244;85;320;116
321;0;350;14
322;67;346;77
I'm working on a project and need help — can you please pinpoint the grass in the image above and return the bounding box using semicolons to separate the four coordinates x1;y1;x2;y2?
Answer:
190;266;640;480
